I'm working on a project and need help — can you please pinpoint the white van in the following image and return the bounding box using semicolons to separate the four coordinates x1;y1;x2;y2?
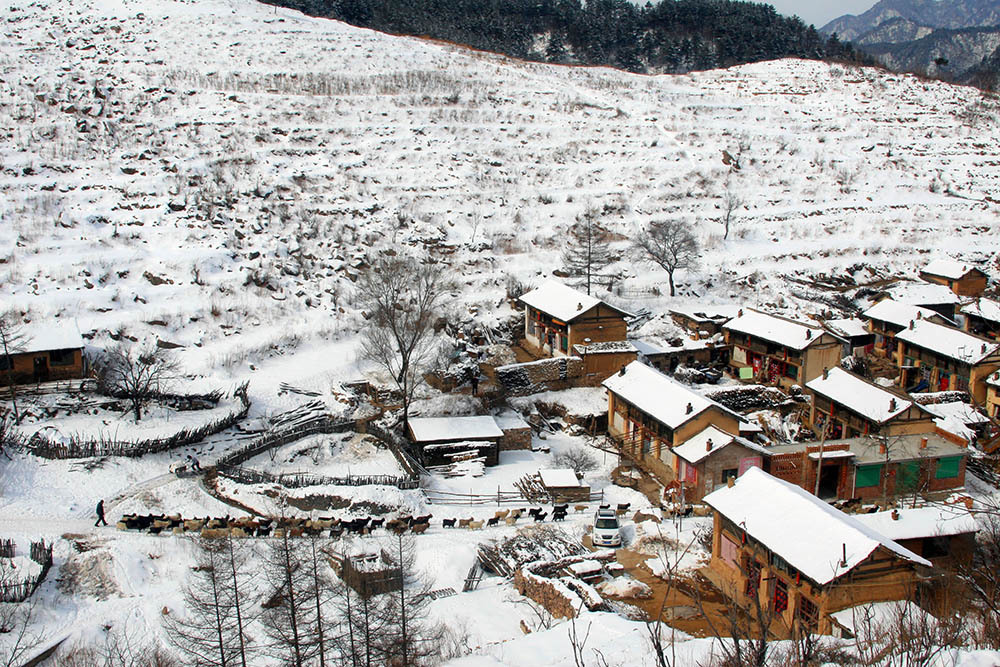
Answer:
592;508;622;548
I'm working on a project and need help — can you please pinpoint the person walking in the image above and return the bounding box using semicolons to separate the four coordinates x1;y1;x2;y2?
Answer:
95;499;108;527
470;374;480;396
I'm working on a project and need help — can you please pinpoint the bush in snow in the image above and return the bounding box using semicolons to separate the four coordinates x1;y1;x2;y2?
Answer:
553;447;598;476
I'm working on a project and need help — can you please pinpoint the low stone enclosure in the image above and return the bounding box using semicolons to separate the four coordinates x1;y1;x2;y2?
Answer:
213;412;421;490
495;357;586;397
23;382;250;459
0;538;54;603
514;552;616;619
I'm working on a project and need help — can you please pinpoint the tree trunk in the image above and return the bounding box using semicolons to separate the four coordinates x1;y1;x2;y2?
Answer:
667;271;676;297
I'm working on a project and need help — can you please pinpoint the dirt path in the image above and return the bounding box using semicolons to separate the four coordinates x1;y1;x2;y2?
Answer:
610;547;731;637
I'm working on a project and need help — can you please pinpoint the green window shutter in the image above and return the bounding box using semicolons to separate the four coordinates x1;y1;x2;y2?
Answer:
855;464;882;488
898;460;921;490
935;457;961;480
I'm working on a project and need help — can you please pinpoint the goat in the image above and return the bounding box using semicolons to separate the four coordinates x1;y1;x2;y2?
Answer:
528;508;543;517
369;518;385;530
486;517;500;527
552;511;567;522
511;509;525;518
411;514;432;526
504;515;518;526
389;522;408;536
552;504;568;514
458;517;473;528
468;520;484;530
574;504;588;513
397;515;414;526
410;522;430;535
494;509;509;520
533;512;548;522
329;525;343;539
616;503;631;516
256;524;273;538
442;518;457;528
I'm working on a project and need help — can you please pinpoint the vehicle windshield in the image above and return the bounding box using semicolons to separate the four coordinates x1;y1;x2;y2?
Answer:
595;518;618;529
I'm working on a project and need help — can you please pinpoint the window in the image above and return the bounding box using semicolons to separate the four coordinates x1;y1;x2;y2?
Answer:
744;559;762;597
784;364;798;380
560;335;568;352
722;468;738;484
0;355;9;371
772;577;789;614
923;536;951;559
49;349;75;366
855;464;882;488
935;457;961;480
798;596;819;628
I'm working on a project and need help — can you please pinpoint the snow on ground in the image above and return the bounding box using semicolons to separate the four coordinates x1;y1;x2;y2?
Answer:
2;0;1000;661
243;431;405;477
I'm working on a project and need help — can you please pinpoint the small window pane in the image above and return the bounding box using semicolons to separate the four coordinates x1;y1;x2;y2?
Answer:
855;464;882;488
935;457;961;480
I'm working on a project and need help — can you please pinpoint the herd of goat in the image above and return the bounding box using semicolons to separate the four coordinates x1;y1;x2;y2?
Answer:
116;503;632;539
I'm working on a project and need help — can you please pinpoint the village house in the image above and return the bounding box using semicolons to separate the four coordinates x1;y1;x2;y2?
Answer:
895;319;1000;402
987;373;1000;419
805;367;935;439
862;299;951;363
883;283;961;320
0;321;85;386
960;298;1000;341
854;505;978;568
821;317;874;358
669;304;741;337
703;467;931;637
571;340;638;385
630;337;721;375
669;424;770;502
723;309;842;388
519;281;630;359
765;432;968;502
919;259;988;298
603;361;742;484
406;415;504;467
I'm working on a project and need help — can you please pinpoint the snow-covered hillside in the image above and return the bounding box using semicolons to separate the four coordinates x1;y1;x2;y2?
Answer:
3;0;999;383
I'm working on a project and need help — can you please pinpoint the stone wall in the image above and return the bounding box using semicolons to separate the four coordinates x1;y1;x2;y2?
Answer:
495;356;585;397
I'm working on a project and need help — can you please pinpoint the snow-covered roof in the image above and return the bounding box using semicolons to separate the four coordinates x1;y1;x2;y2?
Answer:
602;361;738;430
572;341;636;355
807;450;855;460
14;321;84;354
723;309;825;351
407;415;503;443
539;468;582;488
806;367;914;424
917;401;989;425
822;317;870;341
493;412;530;431
669;304;742;324
519;281;629;322
703;468;931;585
888;282;961;306
961;298;1000;325
853;505;978;542
768;432;968;465
862;299;943;329
896;319;1000;365
672;425;769;465
921;259;984;281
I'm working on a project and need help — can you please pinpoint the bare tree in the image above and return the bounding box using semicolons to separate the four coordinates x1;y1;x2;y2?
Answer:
164;536;256;667
380;534;435;667
552;447;598;476
95;342;177;421
0;416;24;460
632;220;699;297
0;313;27;424
722;186;743;241
561;209;614;295
356;255;451;427
0;597;43;667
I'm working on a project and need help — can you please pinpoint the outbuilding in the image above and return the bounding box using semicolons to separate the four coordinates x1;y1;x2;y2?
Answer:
0;321;85;386
919;259;988;298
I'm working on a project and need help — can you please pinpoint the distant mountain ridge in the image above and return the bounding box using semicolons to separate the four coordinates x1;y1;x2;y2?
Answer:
822;0;1000;42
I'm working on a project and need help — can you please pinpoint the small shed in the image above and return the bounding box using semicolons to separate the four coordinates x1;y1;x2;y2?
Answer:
0;321;85;386
919;259;988;297
494;412;532;451
853;505;978;567
539;468;589;502
407;416;503;466
334;549;402;598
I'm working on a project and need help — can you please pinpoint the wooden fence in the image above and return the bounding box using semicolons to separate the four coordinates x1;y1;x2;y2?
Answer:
214;415;421;490
0;539;53;603
24;382;250;459
423;488;605;506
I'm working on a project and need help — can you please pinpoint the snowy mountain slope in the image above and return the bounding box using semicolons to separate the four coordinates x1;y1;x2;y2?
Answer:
1;0;999;386
823;0;1000;42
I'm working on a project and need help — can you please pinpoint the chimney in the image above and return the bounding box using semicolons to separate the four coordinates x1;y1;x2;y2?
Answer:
822;367;829;380
889;398;896;411
983;343;988;354
618;365;627;377
909;320;915;330
705;438;714;452
738;309;744;318
685;403;693;415
727;475;736;488
891;509;900;521
840;543;848;568
805;329;812;340
879;442;887;454
576;302;583;311
917;311;923;320
920;437;928;450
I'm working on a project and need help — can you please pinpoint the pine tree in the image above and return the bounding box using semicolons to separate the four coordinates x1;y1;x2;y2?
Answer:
560;209;614;295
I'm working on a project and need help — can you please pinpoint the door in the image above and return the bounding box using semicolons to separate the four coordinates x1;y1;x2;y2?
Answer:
33;356;49;383
818;463;840;500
